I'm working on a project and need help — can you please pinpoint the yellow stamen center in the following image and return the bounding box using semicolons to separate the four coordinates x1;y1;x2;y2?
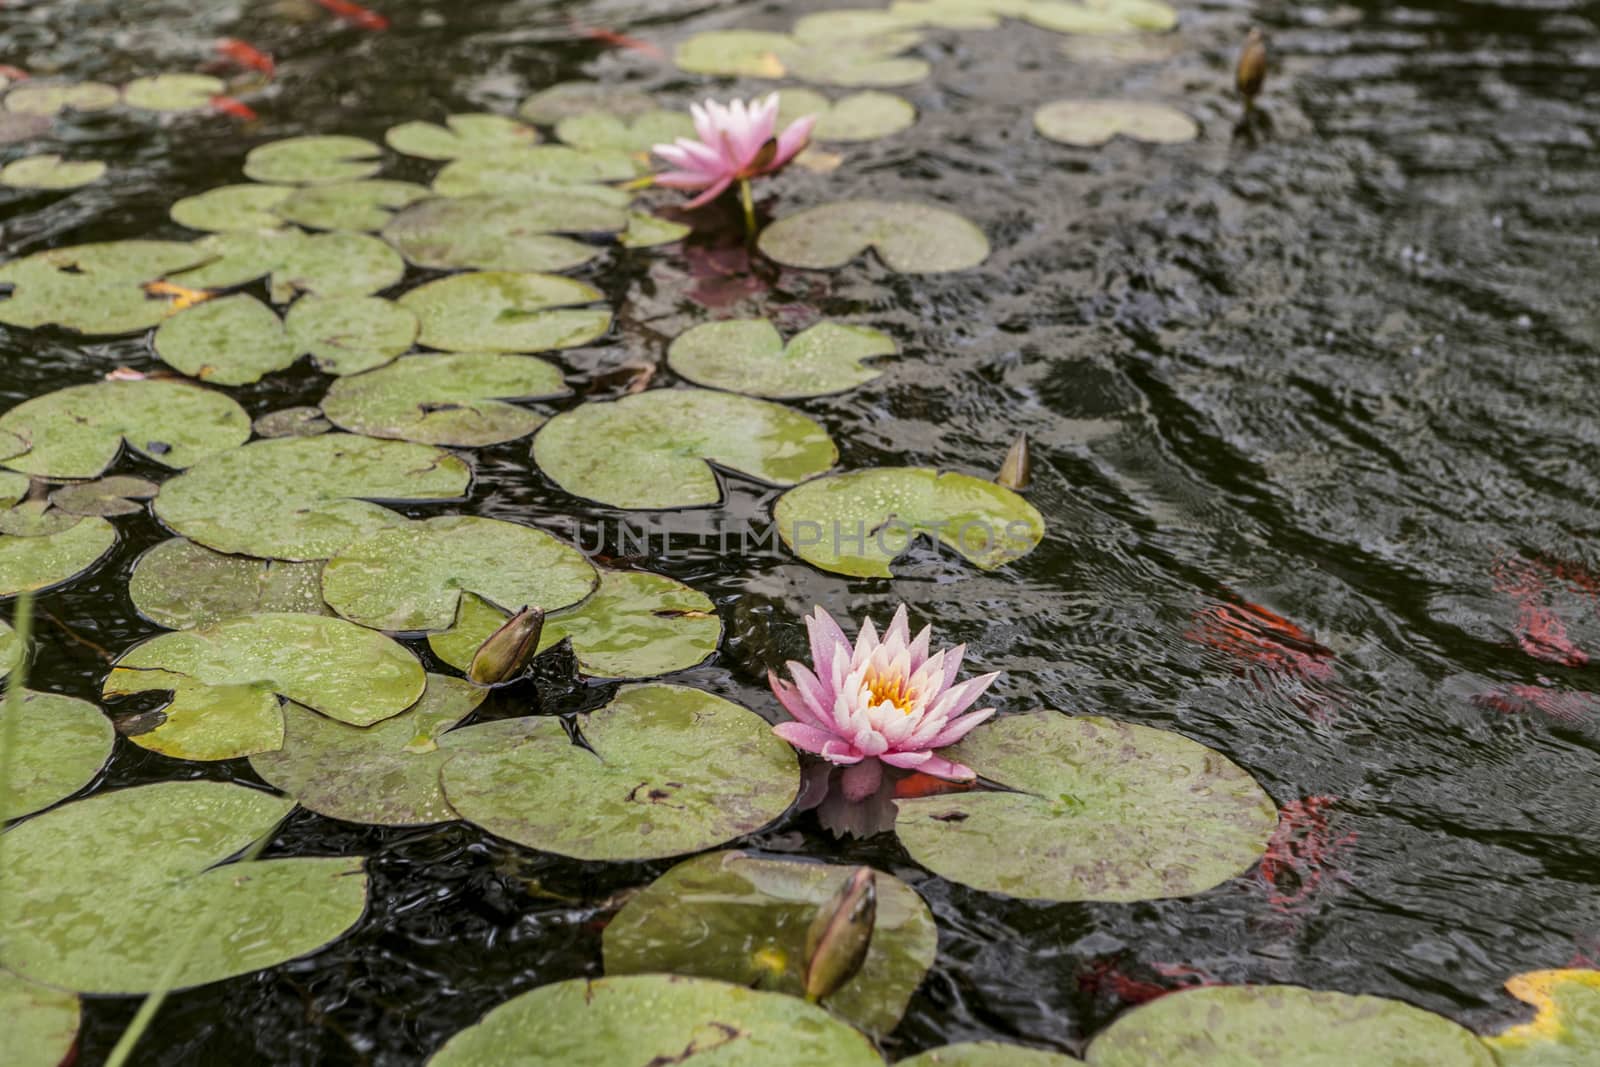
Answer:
865;671;915;713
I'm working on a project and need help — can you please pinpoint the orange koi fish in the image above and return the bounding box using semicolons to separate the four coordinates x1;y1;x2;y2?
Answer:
216;38;275;77
570;19;664;59
1258;795;1356;912
210;95;258;121
312;0;388;30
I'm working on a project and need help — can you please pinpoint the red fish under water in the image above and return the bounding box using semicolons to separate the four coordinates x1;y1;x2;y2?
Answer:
0;65;28;81
891;773;976;799
1187;600;1337;683
570;20;665;59
210;96;258;121
1490;556;1592;668
216;38;275;77
1473;683;1597;723
1078;957;1217;1006
312;0;388;30
1258;795;1356;911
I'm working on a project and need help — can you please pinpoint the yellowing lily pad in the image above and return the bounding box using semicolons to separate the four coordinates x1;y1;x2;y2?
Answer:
154;293;296;385
668;319;895;398
427;570;721;680
274;179;431;232
320;353;568;446
1085;985;1494;1066
554;110;695;154
0;689;114;819
0;970;80;1067
428;974;881;1066
0;379;250;479
105;612;427;760
0;154;105;190
4;80;118;116
902;1043;1083;1066
385;113;539;161
284;295;419;375
440;683;799;861
1485;969;1600;1066
170;183;293;231
895;711;1277;902
398;271;611;353
0;240;211;334
154;434;472;561
604;850;937;1035
0;780;368;994
773;467;1043;577
759;200;989;273
244;135;383;184
777;89;916;142
1034;99;1198;146
533;388;837;509
128;537;331;630
382;195;624;273
250;673;486;827
320;515;596;633
0;513;116;596
122;73;223;111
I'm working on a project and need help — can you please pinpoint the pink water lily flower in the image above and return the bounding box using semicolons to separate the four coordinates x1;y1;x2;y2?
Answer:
770;605;999;802
652;93;817;210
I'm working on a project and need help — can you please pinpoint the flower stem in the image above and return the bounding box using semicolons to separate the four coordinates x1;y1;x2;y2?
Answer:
739;178;756;238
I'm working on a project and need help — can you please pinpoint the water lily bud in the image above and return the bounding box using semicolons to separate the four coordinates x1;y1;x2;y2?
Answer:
802;867;876;1002
995;432;1031;491
1236;28;1267;106
467;605;544;686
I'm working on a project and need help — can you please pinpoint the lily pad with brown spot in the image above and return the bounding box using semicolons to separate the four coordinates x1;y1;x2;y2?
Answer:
48;475;159;517
668;319;895;398
0;689;115;819
320;352;568;446
250;673;486;827
440;683;799;861
154;293;297;385
894;711;1278;902
320;515;596;634
128;537;331;630
758;200;989;273
604;850;936;1035
398;271;611;353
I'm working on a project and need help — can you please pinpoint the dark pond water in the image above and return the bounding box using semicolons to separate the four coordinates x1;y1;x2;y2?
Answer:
4;0;1599;1061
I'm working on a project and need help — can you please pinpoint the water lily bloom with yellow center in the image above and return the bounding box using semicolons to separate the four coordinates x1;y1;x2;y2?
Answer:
771;605;999;801
651;94;817;224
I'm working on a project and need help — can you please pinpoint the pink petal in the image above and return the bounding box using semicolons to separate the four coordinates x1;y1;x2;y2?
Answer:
654;169;718;191
820;739;863;765
929;670;999;721
924;707;995;749
774;721;841;755
840;757;883;801
769;671;828;730
884;604;912;648
767;113;817;171
806;606;850;688
880;749;931;769
915;753;977;782
682;175;734;209
852;723;890;757
786;662;832;728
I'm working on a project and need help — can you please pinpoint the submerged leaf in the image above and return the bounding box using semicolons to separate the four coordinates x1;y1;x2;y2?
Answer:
440;683;799;861
533;388;837;509
0;689;114;819
1034;99;1199;146
48;475;159;517
320;352;568;445
668;319;895;398
759;199;989;273
0;780;368;994
894;712;1278;902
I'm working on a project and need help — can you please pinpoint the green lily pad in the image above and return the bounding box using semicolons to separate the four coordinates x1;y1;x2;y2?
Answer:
4;80;118;116
0;689;115;819
888;0;1006;30
0;379;250;479
170;183;293;231
320;353;568;446
1085;985;1494;1066
244;135;383;184
534;388;837;509
250;673;486;827
382;195;624;273
128;537;331;630
105;612;427;760
0;499;77;537
431;146;638;200
385;113;539;161
621;212;690;249
0;240;211;334
0;970;80;1067
172;229;405;303
759;200;989;273
48;475;159;517
122;73;223;111
668;319;895;398
253;406;332;438
0;514;115;597
0;154;105;190
168;228;302;289
894;711;1277;902
777;89;916;142
604;850;936;1035
154;433;472;561
273;179;431;232
0;617;19;676
428;569;721;680
440;683;798;861
321;515;596;633
1485;970;1600;1066
154;293;296;385
773;467;1042;577
285;295;418;375
398;271;611;353
902;1043;1084;1066
676;30;929;86
428;974;881;1066
1034;99;1198;146
0;472;26;508
672;31;798;79
1023;0;1177;33
519;82;657;125
0;780;368;994
554;110;695;155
